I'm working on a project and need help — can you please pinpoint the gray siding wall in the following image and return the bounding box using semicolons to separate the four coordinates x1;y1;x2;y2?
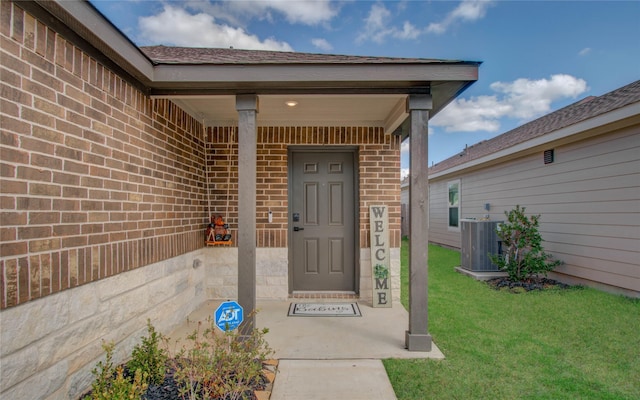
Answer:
428;180;462;248
428;125;640;294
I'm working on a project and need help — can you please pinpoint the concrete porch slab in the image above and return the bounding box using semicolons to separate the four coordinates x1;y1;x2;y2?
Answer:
168;300;444;360
257;300;444;360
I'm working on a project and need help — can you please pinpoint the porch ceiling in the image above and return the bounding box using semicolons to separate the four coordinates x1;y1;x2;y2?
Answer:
165;94;408;132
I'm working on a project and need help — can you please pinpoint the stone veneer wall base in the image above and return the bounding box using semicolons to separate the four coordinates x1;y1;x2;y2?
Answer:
0;250;206;400
206;247;289;302
205;247;400;305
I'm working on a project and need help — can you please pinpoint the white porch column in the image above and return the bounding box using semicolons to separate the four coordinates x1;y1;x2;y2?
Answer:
236;94;258;333
406;93;433;351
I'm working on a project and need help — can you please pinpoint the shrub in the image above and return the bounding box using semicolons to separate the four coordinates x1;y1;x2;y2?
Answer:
84;341;147;400
172;315;273;400
490;205;562;281
127;319;169;386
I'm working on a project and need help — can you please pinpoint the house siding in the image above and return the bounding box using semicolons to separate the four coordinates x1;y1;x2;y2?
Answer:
428;125;640;294
428;181;461;248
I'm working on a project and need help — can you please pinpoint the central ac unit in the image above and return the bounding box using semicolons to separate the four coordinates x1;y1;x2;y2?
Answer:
461;220;502;272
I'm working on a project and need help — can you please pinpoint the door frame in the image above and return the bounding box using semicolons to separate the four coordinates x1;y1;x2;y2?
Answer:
287;146;360;294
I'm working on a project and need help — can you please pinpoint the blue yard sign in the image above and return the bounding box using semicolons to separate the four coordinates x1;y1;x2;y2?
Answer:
214;301;244;332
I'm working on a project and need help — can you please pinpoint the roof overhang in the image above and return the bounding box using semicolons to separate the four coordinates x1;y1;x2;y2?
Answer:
29;0;479;133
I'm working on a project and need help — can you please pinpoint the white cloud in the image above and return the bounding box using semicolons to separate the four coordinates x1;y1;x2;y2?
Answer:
264;0;339;25
401;168;409;180
312;38;333;51
395;21;421;40
357;3;420;43
138;5;293;51
578;47;591;56
400;141;409;180
431;74;588;132
400;139;409;162
208;0;338;26
357;3;392;43
427;0;494;34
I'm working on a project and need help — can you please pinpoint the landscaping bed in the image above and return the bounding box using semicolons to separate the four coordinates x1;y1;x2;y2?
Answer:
142;361;274;400
80;320;275;400
82;361;274;400
486;276;572;292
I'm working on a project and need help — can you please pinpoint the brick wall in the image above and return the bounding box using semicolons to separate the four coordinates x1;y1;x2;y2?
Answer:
0;2;206;309
208;126;402;249
1;2;402;309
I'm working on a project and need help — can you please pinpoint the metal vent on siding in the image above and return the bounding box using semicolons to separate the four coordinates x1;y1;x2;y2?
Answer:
544;149;554;164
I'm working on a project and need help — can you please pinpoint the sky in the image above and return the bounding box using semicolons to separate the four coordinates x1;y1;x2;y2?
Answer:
90;0;640;179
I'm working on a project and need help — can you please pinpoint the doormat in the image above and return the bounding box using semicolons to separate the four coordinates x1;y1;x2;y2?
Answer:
288;302;362;317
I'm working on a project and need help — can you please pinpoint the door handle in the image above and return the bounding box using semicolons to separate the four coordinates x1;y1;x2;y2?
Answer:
293;227;304;231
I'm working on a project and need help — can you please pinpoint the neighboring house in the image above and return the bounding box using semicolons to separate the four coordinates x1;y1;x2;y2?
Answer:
423;81;639;297
0;1;479;398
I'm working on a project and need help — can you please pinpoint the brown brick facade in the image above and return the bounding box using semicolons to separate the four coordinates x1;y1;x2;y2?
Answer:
1;2;402;310
1;3;206;309
208;126;401;250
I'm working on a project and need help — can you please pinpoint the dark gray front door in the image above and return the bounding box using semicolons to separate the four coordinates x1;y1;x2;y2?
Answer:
291;151;355;291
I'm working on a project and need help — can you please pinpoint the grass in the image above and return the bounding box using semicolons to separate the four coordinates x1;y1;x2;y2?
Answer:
383;238;640;400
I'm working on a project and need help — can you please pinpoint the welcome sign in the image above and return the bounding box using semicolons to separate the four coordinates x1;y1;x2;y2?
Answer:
370;205;391;308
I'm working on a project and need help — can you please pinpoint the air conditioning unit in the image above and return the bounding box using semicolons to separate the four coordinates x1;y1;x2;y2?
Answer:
461;220;502;272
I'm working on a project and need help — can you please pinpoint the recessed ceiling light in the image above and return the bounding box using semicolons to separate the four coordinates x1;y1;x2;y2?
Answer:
285;101;298;107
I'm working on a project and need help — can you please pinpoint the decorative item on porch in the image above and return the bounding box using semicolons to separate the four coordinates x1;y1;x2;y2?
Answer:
370;205;392;307
206;215;232;246
204;130;235;247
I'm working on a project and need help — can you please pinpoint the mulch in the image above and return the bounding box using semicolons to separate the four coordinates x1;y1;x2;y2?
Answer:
486;276;573;293
81;363;268;400
141;366;181;400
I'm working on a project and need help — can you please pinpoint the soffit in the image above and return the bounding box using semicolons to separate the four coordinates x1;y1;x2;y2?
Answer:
166;94;408;130
149;65;477;132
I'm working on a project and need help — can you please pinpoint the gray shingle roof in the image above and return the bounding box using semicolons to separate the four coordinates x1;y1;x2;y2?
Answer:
139;45;472;65
429;80;640;174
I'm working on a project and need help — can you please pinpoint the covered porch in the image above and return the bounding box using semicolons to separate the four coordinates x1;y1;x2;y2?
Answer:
140;45;480;351
169;299;445;399
169;299;444;360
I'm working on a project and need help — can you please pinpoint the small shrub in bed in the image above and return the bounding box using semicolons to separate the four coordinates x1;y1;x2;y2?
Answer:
172;316;273;400
490;205;562;282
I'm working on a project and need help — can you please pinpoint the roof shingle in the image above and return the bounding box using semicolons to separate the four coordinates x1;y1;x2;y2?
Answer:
139;45;472;65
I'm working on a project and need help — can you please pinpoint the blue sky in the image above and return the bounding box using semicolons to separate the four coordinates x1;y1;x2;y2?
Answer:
91;0;640;177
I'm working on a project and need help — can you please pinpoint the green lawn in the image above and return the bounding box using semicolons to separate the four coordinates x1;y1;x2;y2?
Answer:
383;239;640;399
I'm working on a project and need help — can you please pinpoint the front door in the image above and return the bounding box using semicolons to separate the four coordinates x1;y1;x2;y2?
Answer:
290;151;356;291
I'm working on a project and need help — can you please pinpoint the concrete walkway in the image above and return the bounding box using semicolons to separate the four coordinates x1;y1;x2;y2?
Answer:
169;300;444;400
271;359;396;400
